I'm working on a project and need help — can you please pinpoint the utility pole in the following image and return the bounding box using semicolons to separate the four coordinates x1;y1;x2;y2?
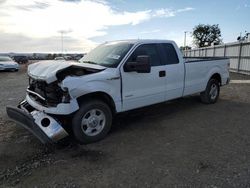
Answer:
58;29;72;53
184;31;189;51
184;31;187;48
61;31;64;53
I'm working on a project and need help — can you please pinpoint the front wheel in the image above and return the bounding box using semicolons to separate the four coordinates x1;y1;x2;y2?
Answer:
200;79;220;104
72;100;112;144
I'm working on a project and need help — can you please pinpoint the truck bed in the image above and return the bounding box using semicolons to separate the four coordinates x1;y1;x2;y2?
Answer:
183;57;230;96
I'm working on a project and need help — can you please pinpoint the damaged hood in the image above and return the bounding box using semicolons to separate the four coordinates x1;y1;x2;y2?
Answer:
28;60;105;83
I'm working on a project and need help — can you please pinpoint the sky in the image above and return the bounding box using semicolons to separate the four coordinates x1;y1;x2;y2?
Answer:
0;0;249;53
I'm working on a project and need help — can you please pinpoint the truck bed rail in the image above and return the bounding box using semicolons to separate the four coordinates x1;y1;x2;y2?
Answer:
184;57;229;63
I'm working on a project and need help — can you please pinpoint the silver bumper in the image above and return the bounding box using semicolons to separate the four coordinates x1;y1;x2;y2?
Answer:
6;101;68;144
31;110;68;142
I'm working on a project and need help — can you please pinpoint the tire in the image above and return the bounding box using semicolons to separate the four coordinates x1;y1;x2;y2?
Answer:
72;100;112;144
200;79;220;104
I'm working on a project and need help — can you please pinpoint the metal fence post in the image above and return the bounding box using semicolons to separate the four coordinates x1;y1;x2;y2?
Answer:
213;46;215;57
223;44;227;57
237;42;243;72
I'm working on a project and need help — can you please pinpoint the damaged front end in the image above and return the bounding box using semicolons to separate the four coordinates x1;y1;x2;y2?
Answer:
6;77;72;144
27;77;69;107
6;62;105;144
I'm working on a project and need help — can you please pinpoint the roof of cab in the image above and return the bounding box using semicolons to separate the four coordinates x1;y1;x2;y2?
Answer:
105;39;176;45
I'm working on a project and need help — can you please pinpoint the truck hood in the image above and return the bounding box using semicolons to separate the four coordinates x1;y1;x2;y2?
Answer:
28;60;105;83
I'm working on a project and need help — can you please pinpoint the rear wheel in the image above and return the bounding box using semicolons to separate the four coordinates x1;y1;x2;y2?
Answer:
200;79;220;104
72;100;112;144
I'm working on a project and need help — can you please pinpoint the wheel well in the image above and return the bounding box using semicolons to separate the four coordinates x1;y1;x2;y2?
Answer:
210;73;221;85
77;92;116;114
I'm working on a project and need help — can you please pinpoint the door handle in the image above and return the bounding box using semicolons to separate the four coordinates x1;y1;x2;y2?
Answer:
159;70;166;77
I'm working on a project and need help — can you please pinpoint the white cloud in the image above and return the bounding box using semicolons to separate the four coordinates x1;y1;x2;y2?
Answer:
0;0;194;52
176;7;194;13
153;7;194;17
0;0;152;38
153;9;175;17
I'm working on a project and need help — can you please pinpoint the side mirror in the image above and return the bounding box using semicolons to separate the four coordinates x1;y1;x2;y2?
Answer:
124;55;151;73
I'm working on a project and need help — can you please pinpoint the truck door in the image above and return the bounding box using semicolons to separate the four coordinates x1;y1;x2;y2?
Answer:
159;43;185;100
121;43;167;111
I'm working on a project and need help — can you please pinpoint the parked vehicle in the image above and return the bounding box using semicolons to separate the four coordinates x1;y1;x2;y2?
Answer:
0;56;20;71
74;54;84;61
54;56;73;61
54;56;66;61
6;40;230;144
12;55;29;64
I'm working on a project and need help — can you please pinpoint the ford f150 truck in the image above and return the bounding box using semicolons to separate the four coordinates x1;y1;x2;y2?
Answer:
6;40;230;144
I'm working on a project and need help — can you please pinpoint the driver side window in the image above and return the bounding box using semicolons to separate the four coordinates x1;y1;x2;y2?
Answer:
127;44;162;66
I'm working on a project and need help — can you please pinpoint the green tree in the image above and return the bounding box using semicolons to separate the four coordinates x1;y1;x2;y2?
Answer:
192;24;222;47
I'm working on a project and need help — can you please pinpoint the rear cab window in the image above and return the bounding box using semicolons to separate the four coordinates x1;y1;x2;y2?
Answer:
160;43;179;65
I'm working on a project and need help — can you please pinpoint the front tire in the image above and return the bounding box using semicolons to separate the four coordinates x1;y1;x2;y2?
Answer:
200;79;220;104
72;100;112;144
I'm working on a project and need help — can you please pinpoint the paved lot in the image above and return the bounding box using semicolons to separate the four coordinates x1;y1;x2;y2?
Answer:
0;66;250;187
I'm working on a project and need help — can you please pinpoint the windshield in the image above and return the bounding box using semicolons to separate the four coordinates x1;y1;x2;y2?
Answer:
79;42;133;68
0;56;12;61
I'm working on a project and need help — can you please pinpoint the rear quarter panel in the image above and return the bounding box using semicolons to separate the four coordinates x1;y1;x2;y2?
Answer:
183;59;229;96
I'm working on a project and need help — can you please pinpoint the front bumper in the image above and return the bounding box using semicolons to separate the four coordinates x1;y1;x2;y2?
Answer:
6;101;68;144
26;94;79;115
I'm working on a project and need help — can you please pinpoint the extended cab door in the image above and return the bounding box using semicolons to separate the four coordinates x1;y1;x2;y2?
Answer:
121;43;167;111
159;43;185;100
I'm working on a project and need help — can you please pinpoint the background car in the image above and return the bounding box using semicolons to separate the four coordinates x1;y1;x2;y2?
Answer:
0;56;20;72
54;56;73;61
54;56;66;60
12;55;29;64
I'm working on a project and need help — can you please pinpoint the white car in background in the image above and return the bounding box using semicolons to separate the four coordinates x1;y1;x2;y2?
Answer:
0;56;20;71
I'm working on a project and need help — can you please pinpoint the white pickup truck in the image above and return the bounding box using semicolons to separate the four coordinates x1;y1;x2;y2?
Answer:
7;40;230;144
